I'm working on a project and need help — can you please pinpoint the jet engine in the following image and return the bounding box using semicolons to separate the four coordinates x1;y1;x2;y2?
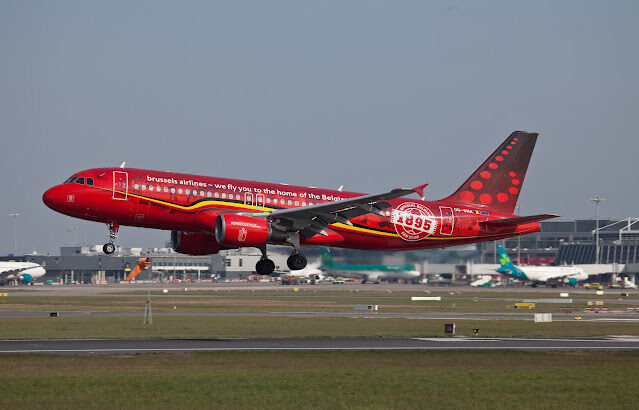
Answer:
565;272;588;285
215;214;286;247
171;231;222;255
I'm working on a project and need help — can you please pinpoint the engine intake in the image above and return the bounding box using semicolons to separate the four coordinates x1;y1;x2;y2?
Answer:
171;231;221;255
215;214;286;247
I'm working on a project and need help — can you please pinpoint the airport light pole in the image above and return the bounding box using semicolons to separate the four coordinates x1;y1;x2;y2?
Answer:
591;196;605;264
67;225;78;246
9;212;19;256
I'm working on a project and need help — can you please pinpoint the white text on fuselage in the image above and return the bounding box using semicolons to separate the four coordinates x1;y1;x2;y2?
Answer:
145;175;343;201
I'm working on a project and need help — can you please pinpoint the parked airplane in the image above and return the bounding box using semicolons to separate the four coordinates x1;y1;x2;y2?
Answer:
320;248;419;283
279;262;324;285
0;261;46;284
470;275;496;287
43;131;557;276
496;245;588;286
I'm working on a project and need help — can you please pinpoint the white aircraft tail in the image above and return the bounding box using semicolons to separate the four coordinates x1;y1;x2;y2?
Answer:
471;275;493;287
623;277;638;289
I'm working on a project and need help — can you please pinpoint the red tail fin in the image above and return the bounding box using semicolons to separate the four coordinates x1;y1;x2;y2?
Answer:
444;131;538;214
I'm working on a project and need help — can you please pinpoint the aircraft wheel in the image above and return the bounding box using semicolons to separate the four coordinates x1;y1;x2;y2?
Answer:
256;259;275;275
287;253;307;271
103;243;116;254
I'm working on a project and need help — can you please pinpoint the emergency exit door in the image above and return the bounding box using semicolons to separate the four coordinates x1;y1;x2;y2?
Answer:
112;171;128;200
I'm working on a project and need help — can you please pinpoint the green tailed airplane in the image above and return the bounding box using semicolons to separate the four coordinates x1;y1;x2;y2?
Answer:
320;248;420;283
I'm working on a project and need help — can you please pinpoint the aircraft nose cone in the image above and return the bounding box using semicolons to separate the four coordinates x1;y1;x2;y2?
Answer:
42;185;65;211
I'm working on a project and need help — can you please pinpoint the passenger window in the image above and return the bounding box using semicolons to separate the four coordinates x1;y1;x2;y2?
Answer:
86;178;94;186
75;177;85;185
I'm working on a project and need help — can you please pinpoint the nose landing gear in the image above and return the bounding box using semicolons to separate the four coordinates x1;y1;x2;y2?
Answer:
103;222;119;255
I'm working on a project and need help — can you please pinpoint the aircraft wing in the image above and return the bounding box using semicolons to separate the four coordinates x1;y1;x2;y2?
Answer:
0;267;22;277
482;214;560;227
0;268;22;282
262;185;426;237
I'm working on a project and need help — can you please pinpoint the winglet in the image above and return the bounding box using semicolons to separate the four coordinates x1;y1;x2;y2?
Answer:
412;183;429;198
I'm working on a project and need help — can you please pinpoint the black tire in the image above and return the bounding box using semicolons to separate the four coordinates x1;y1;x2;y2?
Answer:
256;259;275;275
103;243;116;254
287;253;307;270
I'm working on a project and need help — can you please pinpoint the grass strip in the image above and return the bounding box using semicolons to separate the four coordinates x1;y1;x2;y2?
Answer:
1;315;638;339
1;351;638;409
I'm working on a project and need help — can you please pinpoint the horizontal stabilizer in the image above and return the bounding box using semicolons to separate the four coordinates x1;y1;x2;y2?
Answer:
483;214;560;227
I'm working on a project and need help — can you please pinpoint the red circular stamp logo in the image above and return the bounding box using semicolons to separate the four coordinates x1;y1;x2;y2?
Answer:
391;202;438;241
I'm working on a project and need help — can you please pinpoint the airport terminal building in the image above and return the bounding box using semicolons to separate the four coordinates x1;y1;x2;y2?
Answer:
2;218;638;286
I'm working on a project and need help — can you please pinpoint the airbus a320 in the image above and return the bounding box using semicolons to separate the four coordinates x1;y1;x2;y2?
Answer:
43;131;557;275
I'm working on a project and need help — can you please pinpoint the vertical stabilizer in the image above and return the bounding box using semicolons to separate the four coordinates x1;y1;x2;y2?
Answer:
320;247;335;268
444;131;538;214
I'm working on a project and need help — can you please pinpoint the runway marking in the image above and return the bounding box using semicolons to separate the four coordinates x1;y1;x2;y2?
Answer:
2;346;639;354
411;337;622;342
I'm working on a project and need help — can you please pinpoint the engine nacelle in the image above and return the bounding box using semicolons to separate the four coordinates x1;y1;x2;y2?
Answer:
171;231;222;255
215;214;286;247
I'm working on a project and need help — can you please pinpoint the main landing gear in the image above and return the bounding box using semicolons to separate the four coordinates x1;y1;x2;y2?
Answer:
286;232;307;271
254;245;308;275
255;246;276;276
287;252;307;271
103;222;119;255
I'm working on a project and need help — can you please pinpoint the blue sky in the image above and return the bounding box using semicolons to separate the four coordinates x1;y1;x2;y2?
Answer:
1;1;638;254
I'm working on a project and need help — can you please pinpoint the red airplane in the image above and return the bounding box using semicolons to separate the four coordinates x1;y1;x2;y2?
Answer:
43;131;557;275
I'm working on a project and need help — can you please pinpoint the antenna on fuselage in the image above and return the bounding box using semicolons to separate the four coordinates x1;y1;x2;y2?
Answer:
337;185;343;191
119;162;126;168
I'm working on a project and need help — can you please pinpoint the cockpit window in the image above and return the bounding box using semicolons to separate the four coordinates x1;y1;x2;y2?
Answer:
86;178;94;186
75;177;85;185
64;177;77;184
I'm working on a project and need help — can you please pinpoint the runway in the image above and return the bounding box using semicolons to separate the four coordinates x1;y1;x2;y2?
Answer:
1;336;638;354
1;309;637;322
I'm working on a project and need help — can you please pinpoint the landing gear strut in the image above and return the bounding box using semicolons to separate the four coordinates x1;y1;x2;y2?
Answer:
285;232;307;271
255;246;275;275
103;223;119;255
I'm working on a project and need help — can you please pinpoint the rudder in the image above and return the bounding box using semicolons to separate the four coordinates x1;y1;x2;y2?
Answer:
444;131;538;214
320;247;335;267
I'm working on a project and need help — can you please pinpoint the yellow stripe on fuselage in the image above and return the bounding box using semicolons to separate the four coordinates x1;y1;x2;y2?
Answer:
101;187;534;241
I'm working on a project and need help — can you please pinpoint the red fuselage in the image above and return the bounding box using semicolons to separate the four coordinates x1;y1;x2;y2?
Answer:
42;167;539;251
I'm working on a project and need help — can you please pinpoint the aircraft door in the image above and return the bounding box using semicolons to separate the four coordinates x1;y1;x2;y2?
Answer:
439;206;454;235
113;171;128;200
